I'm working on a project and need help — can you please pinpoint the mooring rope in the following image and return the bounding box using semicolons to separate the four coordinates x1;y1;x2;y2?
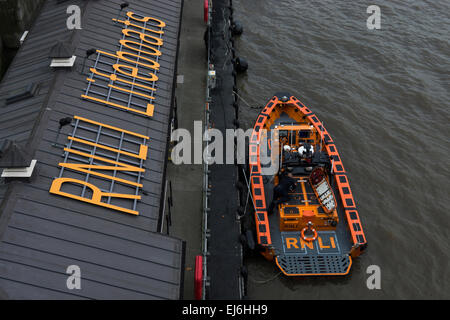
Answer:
233;90;260;109
241;166;255;218
249;271;282;284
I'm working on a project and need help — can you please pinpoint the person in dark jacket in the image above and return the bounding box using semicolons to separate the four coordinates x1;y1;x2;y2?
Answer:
268;171;297;214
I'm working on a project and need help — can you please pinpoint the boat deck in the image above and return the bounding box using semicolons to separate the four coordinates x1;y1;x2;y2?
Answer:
264;177;353;256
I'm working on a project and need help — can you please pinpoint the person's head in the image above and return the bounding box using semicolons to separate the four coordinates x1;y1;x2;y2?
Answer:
283;145;291;152
285;169;294;178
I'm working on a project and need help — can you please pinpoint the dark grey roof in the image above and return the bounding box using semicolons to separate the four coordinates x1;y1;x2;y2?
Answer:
0;0;184;299
0;139;33;168
49;40;75;58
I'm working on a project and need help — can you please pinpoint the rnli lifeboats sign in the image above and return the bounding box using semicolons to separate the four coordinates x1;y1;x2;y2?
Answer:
49;11;166;215
82;11;165;117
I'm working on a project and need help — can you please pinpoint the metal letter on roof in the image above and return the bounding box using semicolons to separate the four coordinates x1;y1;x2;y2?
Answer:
119;39;162;56
49;116;150;215
126;11;166;28
82;10;165;118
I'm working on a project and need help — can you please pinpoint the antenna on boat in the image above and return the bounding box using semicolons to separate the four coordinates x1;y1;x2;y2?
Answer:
279;131;283;174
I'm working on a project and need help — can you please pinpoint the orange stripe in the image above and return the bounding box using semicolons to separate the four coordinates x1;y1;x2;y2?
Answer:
81;94;154;118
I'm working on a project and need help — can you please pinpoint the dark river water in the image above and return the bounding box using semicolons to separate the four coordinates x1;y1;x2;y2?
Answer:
233;0;449;299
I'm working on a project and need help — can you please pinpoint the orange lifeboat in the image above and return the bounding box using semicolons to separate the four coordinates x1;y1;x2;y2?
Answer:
249;93;367;276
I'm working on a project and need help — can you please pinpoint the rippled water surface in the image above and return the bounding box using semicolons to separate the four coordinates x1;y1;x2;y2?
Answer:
233;0;450;299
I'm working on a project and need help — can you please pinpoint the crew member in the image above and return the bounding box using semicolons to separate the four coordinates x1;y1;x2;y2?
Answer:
268;170;297;214
299;143;314;165
299;143;314;158
283;145;293;162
